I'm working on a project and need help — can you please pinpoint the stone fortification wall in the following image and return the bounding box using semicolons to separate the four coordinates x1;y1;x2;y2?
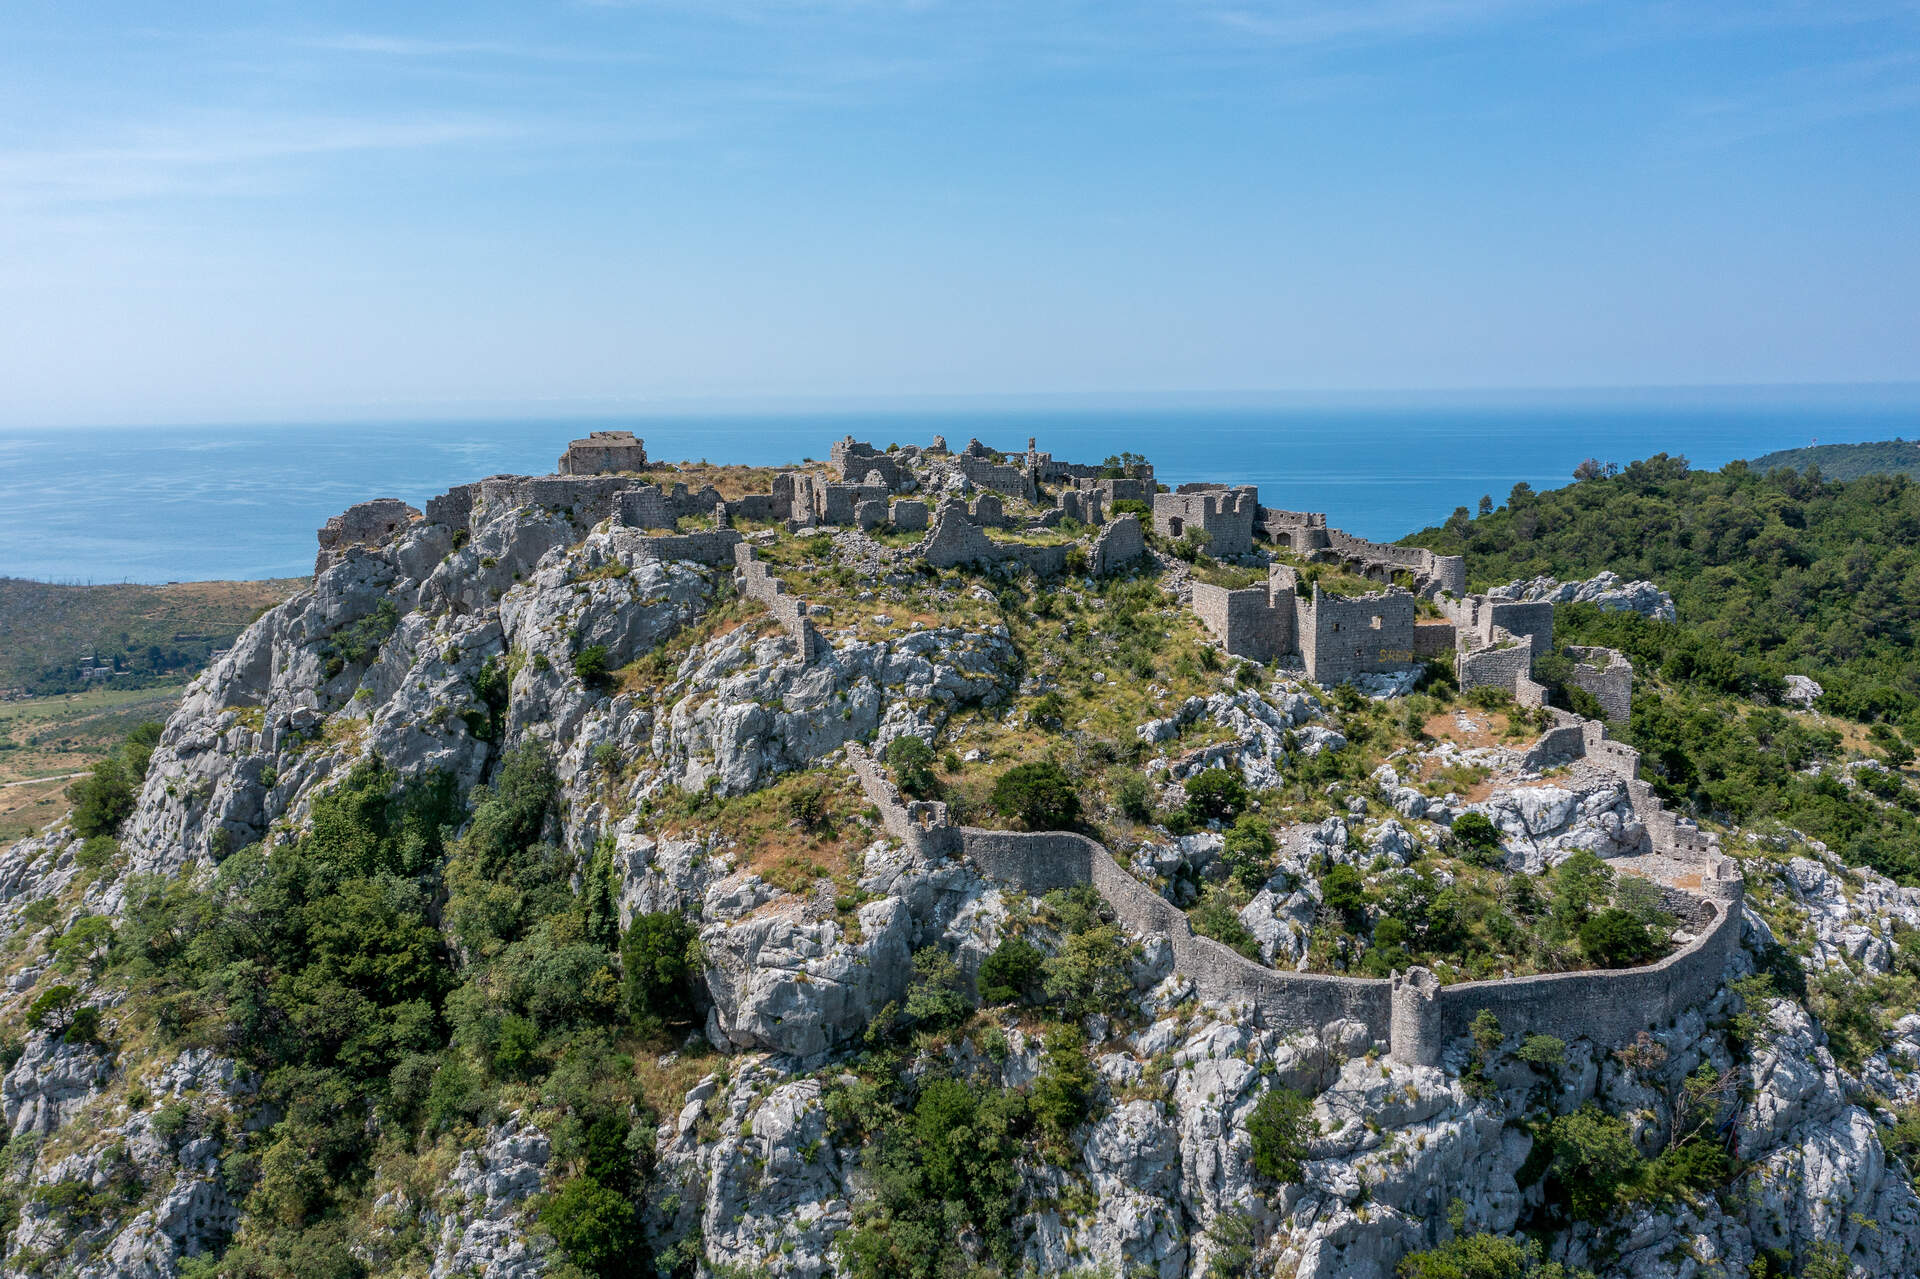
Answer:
1255;508;1333;553
1154;487;1258;557
1323;530;1466;597
956;453;1035;501
424;484;478;533
616;482;724;530
629;529;742;568
828;438;909;489
1488;600;1554;655
1407;870;1743;1066
1090;477;1155;504
722;493;785;524
1457;634;1533;697
1298;584;1418;684
890;500;929;532
477;476;632;526
557;431;647;476
1413;620;1457;658
846;694;1745;1068
316;499;421;573
788;473;891;527
1190;580;1295;664
1090;515;1147;576
1056;488;1105;526
1568;645;1633;723
733;545;826;663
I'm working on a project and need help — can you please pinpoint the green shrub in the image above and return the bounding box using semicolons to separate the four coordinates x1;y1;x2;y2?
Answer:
1397;1232;1590;1279
991;761;1080;829
1030;1024;1096;1143
903;947;972;1030
1578;908;1660;967
572;644;612;688
539;1175;639;1277
1115;772;1155;822
1545;1105;1643;1220
1190;885;1260;960
884;736;938;798
1449;811;1502;861
1222;815;1274;887
1321;864;1368;921
977;937;1044;1004
1042;925;1132;1018
1183;768;1247;823
1247;1085;1316;1183
621;911;698;1033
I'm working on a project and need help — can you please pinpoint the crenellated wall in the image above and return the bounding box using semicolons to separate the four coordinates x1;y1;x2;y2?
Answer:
1154;486;1258;556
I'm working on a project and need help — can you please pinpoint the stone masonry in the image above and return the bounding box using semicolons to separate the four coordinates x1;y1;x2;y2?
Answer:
557;430;647;476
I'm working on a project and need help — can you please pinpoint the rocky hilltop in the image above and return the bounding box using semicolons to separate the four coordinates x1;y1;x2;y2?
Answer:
0;433;1915;1279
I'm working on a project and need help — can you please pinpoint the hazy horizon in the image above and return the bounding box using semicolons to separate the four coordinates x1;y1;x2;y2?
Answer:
3;2;1918;428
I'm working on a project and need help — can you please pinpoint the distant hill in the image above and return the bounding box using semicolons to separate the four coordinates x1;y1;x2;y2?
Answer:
1748;438;1920;481
0;577;300;695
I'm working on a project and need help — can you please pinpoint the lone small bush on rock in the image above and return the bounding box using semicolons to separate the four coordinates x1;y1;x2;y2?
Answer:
1247;1085;1316;1183
991;761;1080;830
1183;768;1247;823
884;735;938;798
572;644;613;688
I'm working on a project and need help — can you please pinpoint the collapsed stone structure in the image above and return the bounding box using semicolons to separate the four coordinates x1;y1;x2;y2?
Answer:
315;498;419;574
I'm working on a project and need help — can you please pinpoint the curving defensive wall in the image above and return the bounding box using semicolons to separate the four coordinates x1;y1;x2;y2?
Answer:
847;727;1743;1067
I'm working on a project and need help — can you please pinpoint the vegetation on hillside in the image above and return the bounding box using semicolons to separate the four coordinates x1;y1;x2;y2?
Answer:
1747;438;1920;482
1405;455;1920;883
0;577;299;696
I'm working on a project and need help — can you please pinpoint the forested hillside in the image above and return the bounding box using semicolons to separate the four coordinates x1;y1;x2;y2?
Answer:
1405;455;1920;882
1748;438;1920;481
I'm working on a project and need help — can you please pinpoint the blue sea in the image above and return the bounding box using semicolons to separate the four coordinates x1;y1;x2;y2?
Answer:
4;388;1919;583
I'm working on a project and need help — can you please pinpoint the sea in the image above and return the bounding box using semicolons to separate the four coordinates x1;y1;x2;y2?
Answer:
4;388;1918;584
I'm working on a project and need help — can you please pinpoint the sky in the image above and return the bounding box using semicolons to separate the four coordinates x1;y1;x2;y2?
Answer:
1;0;1918;427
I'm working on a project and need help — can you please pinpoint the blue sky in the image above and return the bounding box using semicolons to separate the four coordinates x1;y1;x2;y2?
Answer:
1;1;1917;426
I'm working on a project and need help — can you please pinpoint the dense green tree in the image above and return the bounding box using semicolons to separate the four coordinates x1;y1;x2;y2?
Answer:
990;760;1080;829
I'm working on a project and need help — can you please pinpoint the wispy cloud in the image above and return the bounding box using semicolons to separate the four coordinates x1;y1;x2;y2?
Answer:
1196;0;1561;47
1662;50;1920;150
0;116;529;207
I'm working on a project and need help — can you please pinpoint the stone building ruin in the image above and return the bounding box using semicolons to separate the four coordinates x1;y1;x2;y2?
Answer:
557;430;648;476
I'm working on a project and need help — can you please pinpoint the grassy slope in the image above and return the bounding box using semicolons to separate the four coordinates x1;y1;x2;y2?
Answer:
0;577;300;694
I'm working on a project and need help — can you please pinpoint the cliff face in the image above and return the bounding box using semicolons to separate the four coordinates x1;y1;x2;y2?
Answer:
0;484;1915;1279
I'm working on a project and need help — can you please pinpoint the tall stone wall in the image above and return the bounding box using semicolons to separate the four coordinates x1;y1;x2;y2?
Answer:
1456;634;1534;697
918;502;1069;575
829;438;908;489
1568;645;1633;723
1488;600;1554;656
733;545;826;663
616;482;725;531
1298;585;1418;684
1090;515;1147;576
1190;581;1295;664
1153;487;1258;557
1413;620;1457;657
424;484;477;534
955;454;1035;501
